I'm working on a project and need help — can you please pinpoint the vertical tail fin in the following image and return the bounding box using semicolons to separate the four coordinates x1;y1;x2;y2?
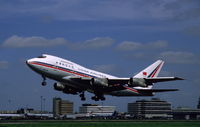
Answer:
134;60;164;78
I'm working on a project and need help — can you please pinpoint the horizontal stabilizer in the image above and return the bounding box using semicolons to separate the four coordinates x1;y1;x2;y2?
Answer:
138;89;179;92
145;77;184;83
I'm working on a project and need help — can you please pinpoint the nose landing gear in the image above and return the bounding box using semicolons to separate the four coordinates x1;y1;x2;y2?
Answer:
41;76;47;86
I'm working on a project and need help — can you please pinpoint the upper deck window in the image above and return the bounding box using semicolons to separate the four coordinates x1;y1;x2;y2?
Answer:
37;55;47;58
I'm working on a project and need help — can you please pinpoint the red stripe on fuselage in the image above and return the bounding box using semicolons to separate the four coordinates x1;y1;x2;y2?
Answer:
124;86;139;94
30;62;92;78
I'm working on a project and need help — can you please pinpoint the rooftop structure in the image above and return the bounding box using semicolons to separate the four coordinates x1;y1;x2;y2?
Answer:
128;98;172;119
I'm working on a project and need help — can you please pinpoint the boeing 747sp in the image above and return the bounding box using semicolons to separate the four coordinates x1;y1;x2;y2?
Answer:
26;54;183;101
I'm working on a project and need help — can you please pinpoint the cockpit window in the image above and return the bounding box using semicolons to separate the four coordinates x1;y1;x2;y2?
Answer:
37;55;47;58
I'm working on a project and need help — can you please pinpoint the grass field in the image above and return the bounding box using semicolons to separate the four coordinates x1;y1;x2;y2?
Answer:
1;121;200;127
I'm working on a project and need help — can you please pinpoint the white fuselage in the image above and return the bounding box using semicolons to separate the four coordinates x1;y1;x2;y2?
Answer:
27;54;117;78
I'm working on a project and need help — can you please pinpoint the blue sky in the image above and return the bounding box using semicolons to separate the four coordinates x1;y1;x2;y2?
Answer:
0;0;200;112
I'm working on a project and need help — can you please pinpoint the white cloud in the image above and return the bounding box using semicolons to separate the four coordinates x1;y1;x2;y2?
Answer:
1;35;114;49
159;51;200;64
116;41;142;51
2;35;67;48
148;40;168;48
0;61;9;69
116;40;168;51
121;50;200;65
67;37;114;50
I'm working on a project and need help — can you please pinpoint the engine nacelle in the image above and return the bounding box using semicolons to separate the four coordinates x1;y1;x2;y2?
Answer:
128;78;147;87
90;78;109;87
54;82;65;91
62;86;80;95
54;82;80;95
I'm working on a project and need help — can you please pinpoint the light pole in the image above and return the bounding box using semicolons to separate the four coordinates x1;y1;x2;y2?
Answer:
43;98;46;113
40;96;43;118
8;99;11;110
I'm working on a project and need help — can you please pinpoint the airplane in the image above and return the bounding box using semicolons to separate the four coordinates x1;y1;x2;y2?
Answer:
26;54;183;101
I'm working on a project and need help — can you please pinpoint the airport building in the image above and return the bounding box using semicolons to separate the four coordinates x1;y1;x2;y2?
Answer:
79;104;116;116
172;107;200;120
0;110;17;114
53;97;73;116
128;98;172;119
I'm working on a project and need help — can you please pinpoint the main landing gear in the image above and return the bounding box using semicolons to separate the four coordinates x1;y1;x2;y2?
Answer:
41;76;47;86
91;95;105;101
80;92;86;101
79;92;105;101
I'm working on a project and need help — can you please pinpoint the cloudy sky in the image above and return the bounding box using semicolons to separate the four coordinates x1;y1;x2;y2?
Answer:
0;0;200;112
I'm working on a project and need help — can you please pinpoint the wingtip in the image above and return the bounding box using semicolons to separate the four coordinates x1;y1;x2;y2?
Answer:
175;77;184;80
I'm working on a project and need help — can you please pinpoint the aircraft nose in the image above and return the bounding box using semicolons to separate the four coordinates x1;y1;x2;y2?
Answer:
26;59;34;67
26;60;29;65
26;59;31;65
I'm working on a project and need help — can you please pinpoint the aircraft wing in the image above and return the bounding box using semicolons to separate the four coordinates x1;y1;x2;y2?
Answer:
62;76;129;84
62;76;183;86
138;89;179;92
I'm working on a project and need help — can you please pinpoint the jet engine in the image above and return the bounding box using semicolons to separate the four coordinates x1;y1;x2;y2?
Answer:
90;78;109;87
54;82;80;94
54;82;65;91
128;78;147;87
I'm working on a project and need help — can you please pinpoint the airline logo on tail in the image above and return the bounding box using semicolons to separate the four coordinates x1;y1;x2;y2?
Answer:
143;72;147;76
